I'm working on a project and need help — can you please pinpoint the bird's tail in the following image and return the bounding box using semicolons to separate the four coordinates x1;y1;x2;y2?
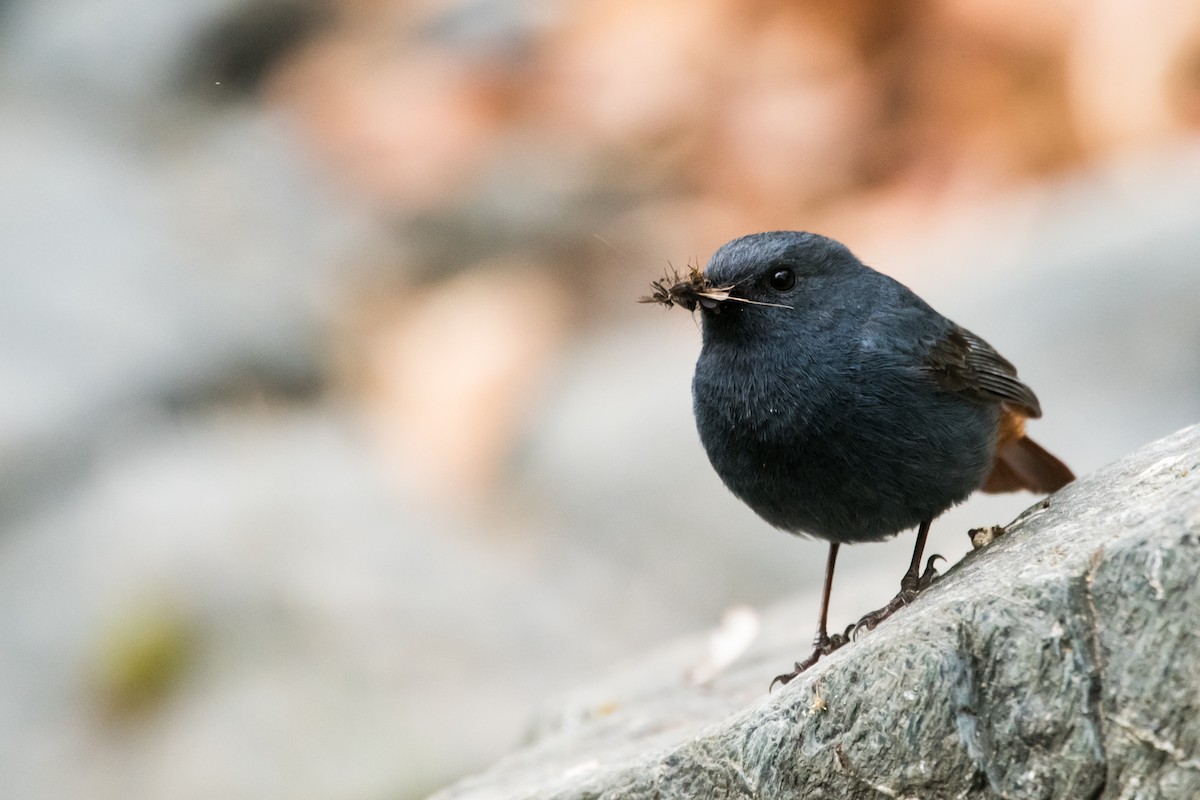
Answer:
981;435;1075;494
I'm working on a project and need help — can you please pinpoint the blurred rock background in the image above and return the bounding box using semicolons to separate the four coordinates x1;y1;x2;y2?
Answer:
1;1;1198;798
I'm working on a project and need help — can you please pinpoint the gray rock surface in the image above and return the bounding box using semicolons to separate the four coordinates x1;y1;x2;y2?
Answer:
0;410;567;800
0;0;378;527
433;423;1200;799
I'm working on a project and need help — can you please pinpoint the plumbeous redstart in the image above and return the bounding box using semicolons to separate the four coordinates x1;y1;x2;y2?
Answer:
643;231;1073;684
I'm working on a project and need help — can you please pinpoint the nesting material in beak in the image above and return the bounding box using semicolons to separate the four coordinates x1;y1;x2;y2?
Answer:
639;265;791;312
639;265;736;312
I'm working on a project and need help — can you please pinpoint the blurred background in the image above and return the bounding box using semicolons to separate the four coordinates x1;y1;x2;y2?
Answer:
2;0;1200;797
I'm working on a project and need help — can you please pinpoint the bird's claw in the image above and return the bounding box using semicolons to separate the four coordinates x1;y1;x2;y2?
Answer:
770;629;851;689
851;554;944;639
919;554;944;589
898;553;944;593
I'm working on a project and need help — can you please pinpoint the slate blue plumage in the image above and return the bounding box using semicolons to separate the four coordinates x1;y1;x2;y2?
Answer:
693;232;1000;543
649;230;1073;681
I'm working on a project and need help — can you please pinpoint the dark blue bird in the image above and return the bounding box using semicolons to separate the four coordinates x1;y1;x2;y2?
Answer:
643;231;1073;685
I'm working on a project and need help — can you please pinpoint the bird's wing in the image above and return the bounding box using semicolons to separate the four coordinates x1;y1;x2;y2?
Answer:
922;326;1043;418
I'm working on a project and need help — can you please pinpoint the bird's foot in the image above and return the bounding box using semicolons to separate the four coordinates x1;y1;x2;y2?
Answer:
852;555;944;638
770;627;853;689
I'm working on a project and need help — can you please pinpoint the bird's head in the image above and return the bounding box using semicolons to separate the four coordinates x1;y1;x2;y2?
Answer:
641;231;864;325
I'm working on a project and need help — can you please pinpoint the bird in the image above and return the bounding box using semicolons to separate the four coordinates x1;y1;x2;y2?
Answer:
641;231;1074;686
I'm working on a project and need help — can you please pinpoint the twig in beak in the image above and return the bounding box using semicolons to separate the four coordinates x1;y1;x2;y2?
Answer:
639;265;792;311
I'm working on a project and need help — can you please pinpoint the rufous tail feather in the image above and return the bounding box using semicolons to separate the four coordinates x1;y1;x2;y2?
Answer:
982;435;1074;494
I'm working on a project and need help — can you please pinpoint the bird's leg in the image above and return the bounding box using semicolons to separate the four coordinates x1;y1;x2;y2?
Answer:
899;517;932;592
771;543;850;688
852;519;943;636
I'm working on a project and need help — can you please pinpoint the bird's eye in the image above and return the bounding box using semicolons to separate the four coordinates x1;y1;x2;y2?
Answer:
768;268;795;292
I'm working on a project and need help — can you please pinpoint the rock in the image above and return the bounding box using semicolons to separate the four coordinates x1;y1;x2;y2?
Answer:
0;410;574;800
0;0;378;526
431;423;1200;799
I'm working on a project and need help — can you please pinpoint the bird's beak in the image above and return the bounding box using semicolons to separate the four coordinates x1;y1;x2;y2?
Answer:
640;266;793;312
694;289;733;311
